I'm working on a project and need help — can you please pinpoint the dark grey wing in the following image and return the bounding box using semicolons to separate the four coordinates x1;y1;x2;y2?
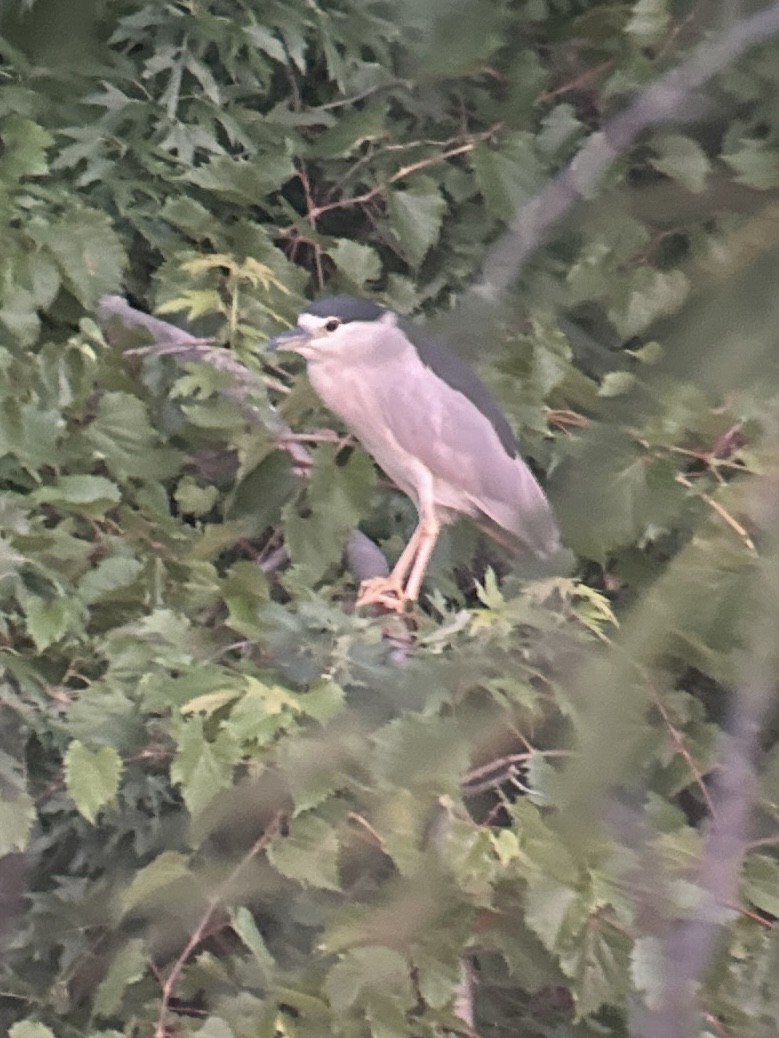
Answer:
374;353;560;557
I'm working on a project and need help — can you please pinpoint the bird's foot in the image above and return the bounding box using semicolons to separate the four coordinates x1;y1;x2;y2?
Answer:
355;576;411;613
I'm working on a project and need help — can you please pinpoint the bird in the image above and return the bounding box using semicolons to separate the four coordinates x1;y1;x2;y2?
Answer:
267;295;560;611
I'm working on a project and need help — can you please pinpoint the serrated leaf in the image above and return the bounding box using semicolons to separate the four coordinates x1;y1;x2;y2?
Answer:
64;742;122;823
309;103;385;159
598;370;636;398
122;851;192;915
651;134;710;194
29;209;125;306
626;0;670;43
175;477;220;516
184;154;295;203
609;268;689;338
0;792;35;855
471;134;544;220
0;115;52;184
276;735;342;816
34;475;121;514
744;855;779;917
267;812;341;891
9;1025;56;1038
329;239;382;287
93;939;147;1018
324;947;414;1014
79;556;144;605
722;138;779;190
195;1020;235;1038
560;923;631;1017
387;183;446;267
284;446;376;584
171;717;240;819
24;596;69;651
373;715;470;790
85;391;182;480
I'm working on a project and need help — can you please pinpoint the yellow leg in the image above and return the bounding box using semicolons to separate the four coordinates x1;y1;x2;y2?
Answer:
403;514;440;603
356;524;424;611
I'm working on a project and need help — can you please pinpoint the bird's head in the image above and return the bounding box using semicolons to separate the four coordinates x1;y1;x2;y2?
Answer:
267;295;398;360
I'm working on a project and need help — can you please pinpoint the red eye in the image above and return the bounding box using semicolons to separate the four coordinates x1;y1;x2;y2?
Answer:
324;318;341;332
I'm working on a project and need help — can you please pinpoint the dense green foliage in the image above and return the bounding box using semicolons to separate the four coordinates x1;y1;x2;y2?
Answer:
2;1;779;1036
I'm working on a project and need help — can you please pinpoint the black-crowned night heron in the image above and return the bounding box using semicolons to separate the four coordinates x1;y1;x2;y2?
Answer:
268;295;559;610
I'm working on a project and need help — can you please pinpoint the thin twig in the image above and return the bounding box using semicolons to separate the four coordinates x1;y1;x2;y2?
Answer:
676;472;756;551
649;682;716;817
153;814;282;1038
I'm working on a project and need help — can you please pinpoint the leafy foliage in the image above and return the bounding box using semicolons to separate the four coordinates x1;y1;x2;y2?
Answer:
1;1;779;1037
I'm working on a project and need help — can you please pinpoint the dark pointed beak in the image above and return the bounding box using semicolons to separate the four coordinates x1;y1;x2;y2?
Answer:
265;326;312;351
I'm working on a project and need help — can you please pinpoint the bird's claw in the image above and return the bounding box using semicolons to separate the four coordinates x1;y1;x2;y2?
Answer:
355;577;411;613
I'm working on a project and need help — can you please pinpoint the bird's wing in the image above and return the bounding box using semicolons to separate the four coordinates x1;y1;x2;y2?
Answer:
373;354;560;557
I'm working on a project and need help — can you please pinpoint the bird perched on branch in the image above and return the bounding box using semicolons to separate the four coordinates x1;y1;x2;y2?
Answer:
268;295;559;611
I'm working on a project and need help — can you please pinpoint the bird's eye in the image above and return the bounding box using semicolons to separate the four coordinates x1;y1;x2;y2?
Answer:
324;318;341;332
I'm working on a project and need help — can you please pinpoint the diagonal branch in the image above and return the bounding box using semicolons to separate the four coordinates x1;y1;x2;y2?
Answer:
470;1;779;302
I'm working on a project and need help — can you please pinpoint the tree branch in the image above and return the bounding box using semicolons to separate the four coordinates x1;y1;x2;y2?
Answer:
471;0;779;302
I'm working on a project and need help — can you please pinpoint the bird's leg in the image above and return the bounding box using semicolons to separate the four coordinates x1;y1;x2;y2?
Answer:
357;474;439;612
402;512;440;603
355;524;424;610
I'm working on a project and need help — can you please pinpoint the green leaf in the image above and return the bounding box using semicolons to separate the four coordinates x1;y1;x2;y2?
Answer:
184;154;295;203
85;391;183;480
79;556;144;605
373;715;470;791
9;1025;56;1038
284;446;376;584
24;596;69;651
471;133;544;220
34;475;121;514
722;138;779;190
0;115;52;184
744;855;779;918
93;939;147;1018
560;923;631;1017
267;812;341;891
194;1020;235;1038
651;134;710;194
276;735;343;816
171;717;240;820
230;906;275;975
122;851;193;915
626;0;670;43
324;946;414;1013
609;267;689;338
29;209;126;306
598;370;636;398
0;792;35;855
387;183;447;267
64;742;122;823
309;104;386;159
175;477;220;517
329;239;382;287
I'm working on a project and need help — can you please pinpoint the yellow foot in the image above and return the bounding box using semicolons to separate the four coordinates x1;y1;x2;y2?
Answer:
355;577;411;613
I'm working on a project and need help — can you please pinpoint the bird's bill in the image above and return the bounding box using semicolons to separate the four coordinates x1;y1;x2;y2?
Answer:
265;326;312;352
